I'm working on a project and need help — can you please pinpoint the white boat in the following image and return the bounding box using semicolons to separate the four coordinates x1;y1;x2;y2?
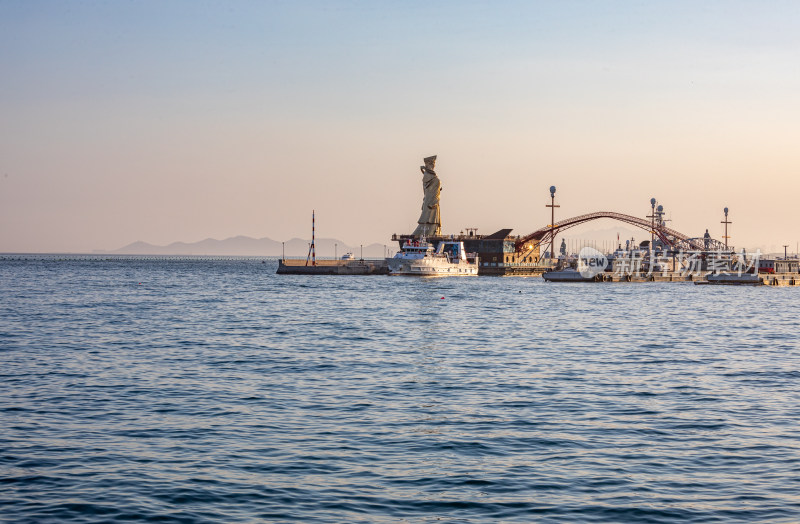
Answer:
387;239;479;276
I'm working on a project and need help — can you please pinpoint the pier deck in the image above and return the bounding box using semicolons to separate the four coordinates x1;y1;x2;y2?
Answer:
554;271;800;286
277;259;389;275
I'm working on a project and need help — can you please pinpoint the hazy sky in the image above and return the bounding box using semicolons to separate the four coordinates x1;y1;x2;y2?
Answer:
2;1;799;253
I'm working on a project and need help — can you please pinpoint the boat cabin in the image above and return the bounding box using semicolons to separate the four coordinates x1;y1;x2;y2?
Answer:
436;241;468;261
401;240;434;254
758;258;799;274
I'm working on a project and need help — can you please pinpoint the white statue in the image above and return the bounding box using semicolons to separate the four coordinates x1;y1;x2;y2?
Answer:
412;155;442;237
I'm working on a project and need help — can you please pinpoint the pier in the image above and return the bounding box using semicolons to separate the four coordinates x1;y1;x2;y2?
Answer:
277;258;389;275
551;271;800;286
275;156;800;284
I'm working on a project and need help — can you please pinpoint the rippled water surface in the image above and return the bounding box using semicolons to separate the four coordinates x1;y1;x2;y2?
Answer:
2;257;800;523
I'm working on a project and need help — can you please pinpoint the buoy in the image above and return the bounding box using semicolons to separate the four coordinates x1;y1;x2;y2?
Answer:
440;297;445;300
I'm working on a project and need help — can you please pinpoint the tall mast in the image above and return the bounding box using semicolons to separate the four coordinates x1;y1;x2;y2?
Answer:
305;210;316;266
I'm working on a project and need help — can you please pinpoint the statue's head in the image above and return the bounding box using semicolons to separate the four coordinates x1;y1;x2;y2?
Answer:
423;155;437;171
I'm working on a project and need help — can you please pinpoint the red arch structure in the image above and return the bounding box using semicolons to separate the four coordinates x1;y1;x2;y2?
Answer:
516;211;724;252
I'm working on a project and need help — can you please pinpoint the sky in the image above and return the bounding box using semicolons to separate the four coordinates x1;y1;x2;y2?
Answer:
1;0;799;253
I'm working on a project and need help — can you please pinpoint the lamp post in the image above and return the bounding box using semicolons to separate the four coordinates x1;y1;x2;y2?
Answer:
649;198;656;248
721;207;731;250
282;241;285;261
546;186;559;263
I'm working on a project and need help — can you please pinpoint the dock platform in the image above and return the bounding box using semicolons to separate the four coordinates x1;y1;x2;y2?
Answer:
545;271;800;286
277;259;389;275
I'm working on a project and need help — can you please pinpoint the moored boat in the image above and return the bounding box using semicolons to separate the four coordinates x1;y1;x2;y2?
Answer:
700;273;763;285
387;239;479;276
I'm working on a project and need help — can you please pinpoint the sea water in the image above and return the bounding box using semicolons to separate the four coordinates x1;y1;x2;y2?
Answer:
1;257;799;523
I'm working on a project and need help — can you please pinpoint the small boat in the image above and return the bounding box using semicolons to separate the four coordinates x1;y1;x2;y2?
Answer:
699;273;763;285
387;239;479;276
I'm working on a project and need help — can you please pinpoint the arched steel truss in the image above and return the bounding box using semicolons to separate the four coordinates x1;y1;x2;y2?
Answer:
515;211;726;253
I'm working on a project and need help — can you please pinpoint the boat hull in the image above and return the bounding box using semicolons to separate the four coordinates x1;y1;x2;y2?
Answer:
542;269;601;282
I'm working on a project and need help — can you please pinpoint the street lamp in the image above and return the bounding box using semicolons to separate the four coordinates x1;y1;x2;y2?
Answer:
721;207;731;251
649;198;656;248
546;186;559;263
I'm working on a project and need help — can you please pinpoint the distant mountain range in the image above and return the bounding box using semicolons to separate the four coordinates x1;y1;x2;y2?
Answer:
95;226;646;258
95;236;392;258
